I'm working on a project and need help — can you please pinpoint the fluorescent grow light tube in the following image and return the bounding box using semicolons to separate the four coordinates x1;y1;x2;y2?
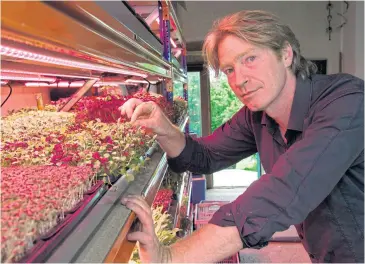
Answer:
170;38;177;48
25;81;86;87
1;72;56;82
1;69;99;80
24;81;136;87
0;45;148;78
174;49;182;58
97;82;135;86
125;79;149;84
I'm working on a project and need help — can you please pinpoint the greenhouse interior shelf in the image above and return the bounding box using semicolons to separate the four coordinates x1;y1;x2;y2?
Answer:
1;1;191;263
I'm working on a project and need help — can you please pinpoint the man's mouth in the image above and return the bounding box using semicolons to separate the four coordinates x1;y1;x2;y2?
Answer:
243;89;258;98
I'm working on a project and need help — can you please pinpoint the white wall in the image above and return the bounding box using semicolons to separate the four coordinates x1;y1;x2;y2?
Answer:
342;1;364;79
177;1;343;74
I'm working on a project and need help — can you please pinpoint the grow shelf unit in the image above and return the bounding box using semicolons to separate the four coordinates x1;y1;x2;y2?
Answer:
45;115;189;263
1;1;191;263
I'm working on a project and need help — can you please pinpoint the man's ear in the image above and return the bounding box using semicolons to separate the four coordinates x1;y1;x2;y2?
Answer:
282;42;294;68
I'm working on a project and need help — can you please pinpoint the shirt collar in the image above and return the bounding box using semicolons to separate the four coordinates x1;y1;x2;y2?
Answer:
261;77;312;132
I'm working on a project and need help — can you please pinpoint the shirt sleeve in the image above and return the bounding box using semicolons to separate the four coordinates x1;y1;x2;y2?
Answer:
209;89;364;249
167;106;257;174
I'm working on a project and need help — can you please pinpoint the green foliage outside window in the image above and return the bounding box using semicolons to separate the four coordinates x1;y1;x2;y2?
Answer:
186;72;202;136
209;71;257;172
209;72;243;131
173;82;184;98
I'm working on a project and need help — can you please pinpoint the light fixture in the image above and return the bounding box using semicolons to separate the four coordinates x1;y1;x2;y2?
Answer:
0;45;148;78
97;81;135;86
126;79;158;85
170;38;177;48
24;81;138;88
174;49;182;58
24;82;51;87
25;81;86;87
125;79;149;84
1;72;56;82
1;69;99;80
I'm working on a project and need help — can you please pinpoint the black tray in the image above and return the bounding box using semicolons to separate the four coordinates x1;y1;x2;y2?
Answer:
18;181;108;263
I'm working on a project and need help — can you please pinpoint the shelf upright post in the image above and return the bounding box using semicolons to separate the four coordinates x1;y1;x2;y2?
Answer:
256;153;262;178
158;0;173;103
159;1;172;63
182;46;189;133
183;82;189;133
182;46;187;75
165;78;173;103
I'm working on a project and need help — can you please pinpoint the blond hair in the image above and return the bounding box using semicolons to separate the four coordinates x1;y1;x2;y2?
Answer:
203;10;317;79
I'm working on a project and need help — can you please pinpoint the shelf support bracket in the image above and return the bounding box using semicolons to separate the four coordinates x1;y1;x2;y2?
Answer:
59;79;98;112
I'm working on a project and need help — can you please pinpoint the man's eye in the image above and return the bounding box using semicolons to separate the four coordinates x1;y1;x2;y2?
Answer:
246;56;256;63
224;68;234;75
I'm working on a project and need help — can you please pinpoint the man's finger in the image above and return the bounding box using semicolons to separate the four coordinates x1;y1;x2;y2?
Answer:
131;195;153;214
127;231;151;245
133;119;155;131
119;104;127;116
119;100;133;116
123;195;152;218
125;102;138;119
130;102;154;123
123;200;154;233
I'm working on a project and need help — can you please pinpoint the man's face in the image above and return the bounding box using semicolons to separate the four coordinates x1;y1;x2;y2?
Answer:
218;35;290;112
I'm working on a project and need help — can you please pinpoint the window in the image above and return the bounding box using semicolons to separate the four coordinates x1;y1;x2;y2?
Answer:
187;72;202;136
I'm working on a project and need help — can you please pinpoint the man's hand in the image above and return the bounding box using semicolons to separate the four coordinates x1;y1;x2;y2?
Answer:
119;98;173;137
121;195;171;263
122;196;244;263
119;98;186;158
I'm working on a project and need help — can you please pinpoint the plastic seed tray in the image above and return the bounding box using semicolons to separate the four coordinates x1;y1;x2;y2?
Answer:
194;201;229;229
17;180;107;263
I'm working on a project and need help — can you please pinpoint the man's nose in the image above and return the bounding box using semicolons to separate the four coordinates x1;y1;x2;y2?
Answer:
235;71;248;91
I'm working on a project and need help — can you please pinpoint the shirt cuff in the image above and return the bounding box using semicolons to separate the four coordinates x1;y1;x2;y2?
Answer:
167;134;194;173
208;202;269;249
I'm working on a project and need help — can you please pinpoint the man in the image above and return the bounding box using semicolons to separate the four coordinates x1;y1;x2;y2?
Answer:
120;10;364;263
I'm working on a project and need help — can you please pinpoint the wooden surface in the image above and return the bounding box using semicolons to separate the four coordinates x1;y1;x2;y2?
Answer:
104;212;137;263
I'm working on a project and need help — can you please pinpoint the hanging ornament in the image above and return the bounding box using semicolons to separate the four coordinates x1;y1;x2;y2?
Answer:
326;1;333;41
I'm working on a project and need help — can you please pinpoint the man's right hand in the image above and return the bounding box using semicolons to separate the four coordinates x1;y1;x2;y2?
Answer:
119;98;173;137
119;98;186;158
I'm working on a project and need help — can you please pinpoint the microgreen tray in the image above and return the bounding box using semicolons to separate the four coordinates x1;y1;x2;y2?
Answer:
17;181;107;263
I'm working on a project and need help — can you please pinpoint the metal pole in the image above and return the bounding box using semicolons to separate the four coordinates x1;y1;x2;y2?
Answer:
158;1;173;103
256;153;262;178
183;82;189;133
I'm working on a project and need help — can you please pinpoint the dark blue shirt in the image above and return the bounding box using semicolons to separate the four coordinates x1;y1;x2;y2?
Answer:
168;73;364;262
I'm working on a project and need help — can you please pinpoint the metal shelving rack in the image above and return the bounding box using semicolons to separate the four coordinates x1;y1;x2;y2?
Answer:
1;1;191;263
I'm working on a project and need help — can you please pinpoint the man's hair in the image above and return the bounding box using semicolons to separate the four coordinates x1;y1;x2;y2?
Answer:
202;10;317;79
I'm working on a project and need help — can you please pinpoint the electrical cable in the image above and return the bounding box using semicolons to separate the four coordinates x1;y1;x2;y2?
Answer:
144;78;151;92
1;82;13;107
